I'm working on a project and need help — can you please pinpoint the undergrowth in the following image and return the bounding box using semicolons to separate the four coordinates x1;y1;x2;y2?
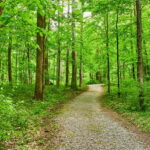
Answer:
0;84;83;149
103;80;150;132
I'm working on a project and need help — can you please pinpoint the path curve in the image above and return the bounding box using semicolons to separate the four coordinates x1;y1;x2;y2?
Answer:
54;84;149;150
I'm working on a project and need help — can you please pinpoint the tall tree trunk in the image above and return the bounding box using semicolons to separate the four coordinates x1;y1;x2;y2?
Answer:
105;8;110;94
130;11;136;80
79;2;84;87
34;12;46;100
71;0;77;89
8;35;12;83
56;34;61;87
44;20;51;86
136;0;144;110
56;0;61;87
53;54;57;84
116;8;120;97
66;0;70;87
66;48;69;86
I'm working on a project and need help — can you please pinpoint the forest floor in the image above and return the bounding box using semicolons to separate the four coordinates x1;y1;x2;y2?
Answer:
27;84;150;150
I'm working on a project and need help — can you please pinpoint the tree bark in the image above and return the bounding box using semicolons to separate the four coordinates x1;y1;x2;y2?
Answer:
130;11;136;80
79;2;84;87
105;8;110;94
143;40;150;79
66;0;70;87
8;35;12;83
44;49;49;85
116;8;120;97
34;12;46;100
66;47;69;86
71;0;77;89
136;0;144;110
26;45;32;84
56;0;61;87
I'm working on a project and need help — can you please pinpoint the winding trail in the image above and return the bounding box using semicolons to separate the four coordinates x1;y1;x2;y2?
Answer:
54;84;149;150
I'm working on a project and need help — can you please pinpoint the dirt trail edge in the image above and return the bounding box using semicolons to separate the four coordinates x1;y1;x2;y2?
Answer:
53;84;150;150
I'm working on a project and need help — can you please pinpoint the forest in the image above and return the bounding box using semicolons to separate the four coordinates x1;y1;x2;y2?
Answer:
0;0;150;149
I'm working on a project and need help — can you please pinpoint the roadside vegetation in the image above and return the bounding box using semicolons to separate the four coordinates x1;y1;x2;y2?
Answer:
0;84;83;149
103;80;150;132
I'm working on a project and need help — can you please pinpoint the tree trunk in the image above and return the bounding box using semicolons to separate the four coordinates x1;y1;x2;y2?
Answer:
136;0;144;110
116;8;120;97
44;21;51;86
8;35;12;83
105;8;110;94
56;36;61;87
71;0;77;89
130;10;136;80
44;49;49;85
56;0;61;87
66;48;69;86
143;40;150;79
79;2;84;87
27;45;32;84
34;12;46;100
65;0;70;87
0;0;3;16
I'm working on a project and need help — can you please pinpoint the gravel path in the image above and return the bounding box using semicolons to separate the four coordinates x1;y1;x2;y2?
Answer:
54;84;149;150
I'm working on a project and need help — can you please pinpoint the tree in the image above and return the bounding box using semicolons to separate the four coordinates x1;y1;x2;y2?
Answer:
105;1;110;94
71;0;77;89
66;0;70;87
136;0;144;110
116;5;120;97
34;11;46;100
8;34;12;83
79;1;84;87
56;0;61;87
